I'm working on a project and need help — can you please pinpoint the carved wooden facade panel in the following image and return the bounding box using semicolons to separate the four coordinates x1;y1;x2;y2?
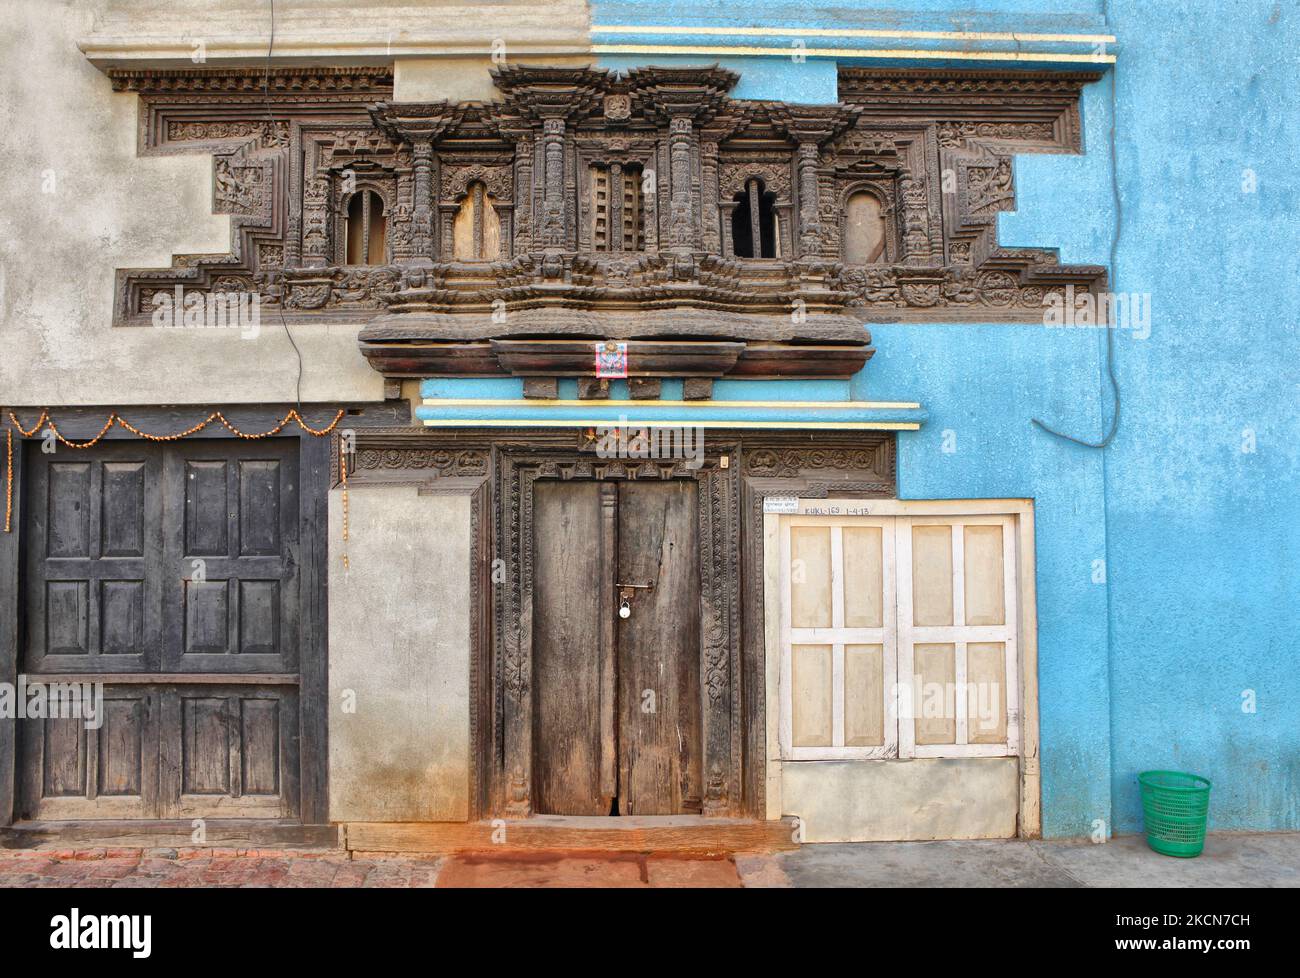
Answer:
334;427;897;819
110;65;1107;377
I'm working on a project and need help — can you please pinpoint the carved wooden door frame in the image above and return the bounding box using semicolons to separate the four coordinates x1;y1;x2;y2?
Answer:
490;442;743;819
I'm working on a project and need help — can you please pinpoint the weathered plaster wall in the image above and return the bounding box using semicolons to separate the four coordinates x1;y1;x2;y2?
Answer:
0;2;369;406
599;0;1300;838
327;487;472;822
782;759;1020;842
82;0;592;64
1093;0;1299;833
0;0;590;408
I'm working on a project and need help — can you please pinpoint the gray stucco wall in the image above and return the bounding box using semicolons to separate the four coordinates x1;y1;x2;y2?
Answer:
327;486;472;822
781;758;1020;843
0;0;589;408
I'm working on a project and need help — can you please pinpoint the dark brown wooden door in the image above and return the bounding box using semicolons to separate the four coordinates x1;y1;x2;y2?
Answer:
18;439;302;821
532;479;702;816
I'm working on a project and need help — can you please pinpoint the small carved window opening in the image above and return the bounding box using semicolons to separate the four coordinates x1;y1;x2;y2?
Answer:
453;181;502;261
843;189;888;265
345;190;387;265
731;178;779;258
591;164;645;252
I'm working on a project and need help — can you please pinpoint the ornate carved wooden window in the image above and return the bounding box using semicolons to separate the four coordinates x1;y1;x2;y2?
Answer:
731;178;780;258
590;164;645;252
452;180;502;261
843;189;888;264
345;190;387;265
108;64;1109;373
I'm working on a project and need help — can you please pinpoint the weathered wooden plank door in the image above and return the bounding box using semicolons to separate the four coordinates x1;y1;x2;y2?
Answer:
532;481;612;815
616;481;702;815
17;439;304;821
531;479;702;815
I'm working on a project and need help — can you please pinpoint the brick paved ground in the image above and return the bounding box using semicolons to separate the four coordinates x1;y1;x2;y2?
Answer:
0;847;751;888
3;834;1292;887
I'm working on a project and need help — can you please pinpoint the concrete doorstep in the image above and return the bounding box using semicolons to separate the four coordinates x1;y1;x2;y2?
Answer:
0;833;1294;888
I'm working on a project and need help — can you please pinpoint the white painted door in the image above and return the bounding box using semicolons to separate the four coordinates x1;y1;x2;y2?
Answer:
778;513;1020;760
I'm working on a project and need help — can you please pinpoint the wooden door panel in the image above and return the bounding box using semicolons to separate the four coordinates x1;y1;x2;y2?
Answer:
163;442;299;674
616;481;702;815
24;445;163;673
532;481;611;815
17;686;160;820
160;687;299;819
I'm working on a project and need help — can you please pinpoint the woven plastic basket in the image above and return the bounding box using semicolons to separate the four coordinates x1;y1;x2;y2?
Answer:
1138;770;1211;857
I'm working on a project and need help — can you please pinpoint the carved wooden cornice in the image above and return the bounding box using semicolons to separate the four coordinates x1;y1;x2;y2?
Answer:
767;104;863;145
838;67;1104;97
108;65;394;95
624;64;738;125
369;101;470;143
491;64;613;121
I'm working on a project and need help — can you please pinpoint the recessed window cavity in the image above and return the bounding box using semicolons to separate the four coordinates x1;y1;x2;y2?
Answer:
591;164;645;252
731;178;779;258
345;190;387;265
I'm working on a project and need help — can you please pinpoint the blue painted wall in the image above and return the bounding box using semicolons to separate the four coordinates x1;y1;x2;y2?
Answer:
591;0;1300;836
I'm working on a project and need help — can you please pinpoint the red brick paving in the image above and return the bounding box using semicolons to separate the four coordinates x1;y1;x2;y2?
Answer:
0;848;750;888
0;848;443;888
432;851;743;887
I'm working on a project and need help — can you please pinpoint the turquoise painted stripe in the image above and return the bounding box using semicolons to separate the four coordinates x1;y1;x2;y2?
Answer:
418;377;854;402
420;378;525;400
414;403;926;426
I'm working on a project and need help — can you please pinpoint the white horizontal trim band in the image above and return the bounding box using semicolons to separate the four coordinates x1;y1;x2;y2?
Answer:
592;24;1116;44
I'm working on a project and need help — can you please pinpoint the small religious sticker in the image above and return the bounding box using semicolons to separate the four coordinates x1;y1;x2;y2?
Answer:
594;340;629;379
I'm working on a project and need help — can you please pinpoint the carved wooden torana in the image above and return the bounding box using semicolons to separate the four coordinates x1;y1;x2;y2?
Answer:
111;65;1106;385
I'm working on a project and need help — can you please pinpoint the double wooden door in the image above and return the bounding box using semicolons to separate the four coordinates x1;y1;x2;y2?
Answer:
531;480;703;815
17;439;303;821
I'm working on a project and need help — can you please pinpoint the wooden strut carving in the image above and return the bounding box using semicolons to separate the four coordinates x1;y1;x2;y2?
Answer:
108;65;1108;383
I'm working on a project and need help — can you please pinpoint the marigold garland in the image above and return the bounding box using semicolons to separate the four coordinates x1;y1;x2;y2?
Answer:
4;408;347;534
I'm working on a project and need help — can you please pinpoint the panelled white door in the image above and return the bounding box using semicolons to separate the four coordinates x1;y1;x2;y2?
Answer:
780;518;897;759
778;513;1020;761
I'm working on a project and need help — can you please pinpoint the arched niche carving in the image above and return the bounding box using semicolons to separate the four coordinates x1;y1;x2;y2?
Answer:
343;186;389;265
841;183;894;265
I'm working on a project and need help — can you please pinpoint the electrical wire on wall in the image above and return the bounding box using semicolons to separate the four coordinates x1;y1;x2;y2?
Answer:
263;0;304;409
1032;0;1122;448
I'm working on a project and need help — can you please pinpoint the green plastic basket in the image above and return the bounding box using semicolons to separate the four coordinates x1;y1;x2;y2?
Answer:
1138;770;1211;857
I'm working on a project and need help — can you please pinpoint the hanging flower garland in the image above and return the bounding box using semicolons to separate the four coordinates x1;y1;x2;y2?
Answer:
4;408;347;534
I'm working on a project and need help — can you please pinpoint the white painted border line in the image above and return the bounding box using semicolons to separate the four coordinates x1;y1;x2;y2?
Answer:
592;24;1116;44
593;44;1115;64
421;419;922;430
420;399;923;409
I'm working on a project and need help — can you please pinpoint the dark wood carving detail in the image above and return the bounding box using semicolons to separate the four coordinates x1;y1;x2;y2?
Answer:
335;427;897;820
490;440;741;818
109;65;1105;357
